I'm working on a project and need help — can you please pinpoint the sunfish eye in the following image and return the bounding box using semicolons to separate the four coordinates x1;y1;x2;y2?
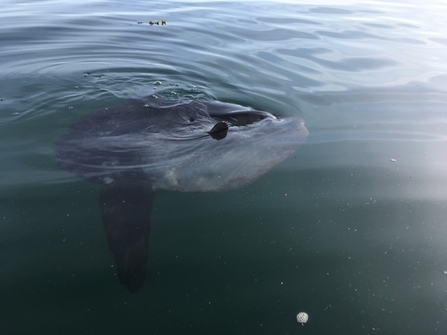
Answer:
224;111;272;126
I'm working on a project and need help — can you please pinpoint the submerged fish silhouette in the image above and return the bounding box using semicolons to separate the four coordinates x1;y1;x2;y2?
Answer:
56;94;308;292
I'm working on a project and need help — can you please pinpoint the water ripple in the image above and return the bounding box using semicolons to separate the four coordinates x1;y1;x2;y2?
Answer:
0;0;446;122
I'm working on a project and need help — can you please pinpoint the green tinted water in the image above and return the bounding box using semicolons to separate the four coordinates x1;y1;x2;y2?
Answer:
1;1;447;334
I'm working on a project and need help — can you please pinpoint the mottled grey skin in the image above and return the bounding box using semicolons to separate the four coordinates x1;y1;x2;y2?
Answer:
56;95;308;292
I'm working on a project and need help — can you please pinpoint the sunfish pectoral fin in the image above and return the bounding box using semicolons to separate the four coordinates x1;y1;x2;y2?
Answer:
99;180;155;292
208;121;229;140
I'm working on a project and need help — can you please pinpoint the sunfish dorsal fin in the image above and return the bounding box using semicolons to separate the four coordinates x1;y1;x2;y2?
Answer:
99;179;155;292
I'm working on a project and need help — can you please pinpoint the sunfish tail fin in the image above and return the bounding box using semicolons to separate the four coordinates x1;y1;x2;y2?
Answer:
99;180;155;292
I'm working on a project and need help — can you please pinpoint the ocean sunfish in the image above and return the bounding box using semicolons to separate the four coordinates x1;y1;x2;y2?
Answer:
56;94;308;292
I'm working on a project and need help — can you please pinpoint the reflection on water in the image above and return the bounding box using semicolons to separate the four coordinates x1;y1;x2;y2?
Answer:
1;0;447;334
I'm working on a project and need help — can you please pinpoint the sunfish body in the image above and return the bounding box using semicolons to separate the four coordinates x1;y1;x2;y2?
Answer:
56;94;308;292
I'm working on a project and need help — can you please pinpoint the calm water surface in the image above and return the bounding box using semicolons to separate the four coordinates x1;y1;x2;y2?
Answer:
1;0;447;334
